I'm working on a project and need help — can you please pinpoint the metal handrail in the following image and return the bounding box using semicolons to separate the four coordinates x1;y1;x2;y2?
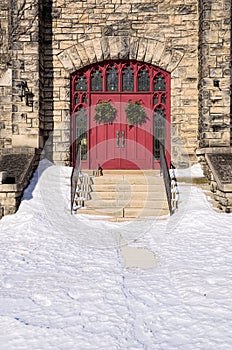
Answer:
71;144;81;213
159;143;173;215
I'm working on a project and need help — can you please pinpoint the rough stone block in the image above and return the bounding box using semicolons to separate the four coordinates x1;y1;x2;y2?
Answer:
57;51;75;72
66;45;82;71
92;38;103;61
137;39;147;62
0;69;12;86
84;40;97;64
144;40;156;63
75;43;89;67
129;37;139;60
151;41;165;66
108;37;120;59
118;37;129;59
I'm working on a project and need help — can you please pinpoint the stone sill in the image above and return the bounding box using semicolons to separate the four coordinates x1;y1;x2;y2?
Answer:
205;153;232;193
217;184;232;192
0;183;23;192
0;147;37;156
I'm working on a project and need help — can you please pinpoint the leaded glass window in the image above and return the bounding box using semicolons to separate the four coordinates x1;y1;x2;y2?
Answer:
161;93;166;105
91;69;102;91
138;68;150;91
75;76;87;91
83;94;88;105
76;107;87;160
153;94;159;105
153;106;166;160
154;73;166;91
107;66;118;91
122;66;134;91
75;95;80;105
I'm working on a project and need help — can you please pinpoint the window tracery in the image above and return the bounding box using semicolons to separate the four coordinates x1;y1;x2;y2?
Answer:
122;66;134;91
154;73;166;91
75;75;87;91
107;66;118;91
138;68;150;91
73;61;168;94
91;69;102;91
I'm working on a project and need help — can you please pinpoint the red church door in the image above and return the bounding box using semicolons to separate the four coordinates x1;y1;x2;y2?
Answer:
89;93;153;169
71;61;170;170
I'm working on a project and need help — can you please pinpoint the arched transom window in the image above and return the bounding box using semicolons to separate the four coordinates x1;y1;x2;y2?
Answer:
72;61;168;95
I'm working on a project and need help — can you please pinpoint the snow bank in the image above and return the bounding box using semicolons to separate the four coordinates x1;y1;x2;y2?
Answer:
0;160;231;349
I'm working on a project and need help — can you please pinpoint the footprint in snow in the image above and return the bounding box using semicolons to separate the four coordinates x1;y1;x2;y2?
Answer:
32;294;52;307
67;289;80;300
2;276;13;288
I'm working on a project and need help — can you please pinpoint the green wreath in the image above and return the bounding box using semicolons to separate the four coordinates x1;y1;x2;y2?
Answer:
94;101;117;124
125;101;148;126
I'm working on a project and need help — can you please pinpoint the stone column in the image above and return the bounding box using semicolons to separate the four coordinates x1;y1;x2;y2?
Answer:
9;0;40;149
0;0;12;149
198;0;231;149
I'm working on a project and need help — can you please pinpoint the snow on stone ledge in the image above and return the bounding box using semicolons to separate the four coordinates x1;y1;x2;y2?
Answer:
173;163;205;179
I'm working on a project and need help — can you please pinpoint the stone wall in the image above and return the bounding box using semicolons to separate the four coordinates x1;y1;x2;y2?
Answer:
45;0;199;166
39;0;54;161
0;0;41;151
0;147;37;217
0;0;231;168
197;149;232;213
0;0;12;149
198;0;232;149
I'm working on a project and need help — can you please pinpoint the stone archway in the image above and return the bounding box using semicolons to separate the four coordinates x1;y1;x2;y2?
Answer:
57;36;184;74
55;36;185;166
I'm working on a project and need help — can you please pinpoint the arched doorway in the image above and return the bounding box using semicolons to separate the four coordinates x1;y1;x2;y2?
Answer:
71;60;171;169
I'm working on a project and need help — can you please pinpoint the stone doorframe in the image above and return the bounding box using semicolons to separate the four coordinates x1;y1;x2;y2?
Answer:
54;36;185;165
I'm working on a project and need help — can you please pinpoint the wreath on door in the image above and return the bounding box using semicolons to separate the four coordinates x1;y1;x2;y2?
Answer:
125;101;148;126
94;101;117;124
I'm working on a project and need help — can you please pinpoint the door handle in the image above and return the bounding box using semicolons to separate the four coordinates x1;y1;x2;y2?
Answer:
116;131;120;148
116;130;125;148
121;131;125;148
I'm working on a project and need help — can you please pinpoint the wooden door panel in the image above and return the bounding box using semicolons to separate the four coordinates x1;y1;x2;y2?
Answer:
120;94;153;169
89;95;121;169
89;93;154;169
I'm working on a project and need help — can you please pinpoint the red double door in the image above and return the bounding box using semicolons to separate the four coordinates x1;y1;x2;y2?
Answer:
89;93;153;170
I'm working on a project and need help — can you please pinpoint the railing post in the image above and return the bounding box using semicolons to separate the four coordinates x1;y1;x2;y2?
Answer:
70;143;81;214
159;143;173;215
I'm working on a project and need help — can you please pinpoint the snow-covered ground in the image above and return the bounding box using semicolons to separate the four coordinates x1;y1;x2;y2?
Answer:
0;160;232;350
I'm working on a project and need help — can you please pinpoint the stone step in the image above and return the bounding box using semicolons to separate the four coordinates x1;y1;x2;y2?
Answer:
74;169;170;220
83;170;160;176
124;207;169;217
92;174;163;184
78;207;124;217
85;198;169;209
90;190;167;200
78;206;169;218
92;183;165;192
